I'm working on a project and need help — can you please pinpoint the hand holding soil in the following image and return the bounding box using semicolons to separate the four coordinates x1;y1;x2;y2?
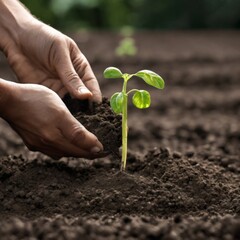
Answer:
0;0;104;158
0;79;103;159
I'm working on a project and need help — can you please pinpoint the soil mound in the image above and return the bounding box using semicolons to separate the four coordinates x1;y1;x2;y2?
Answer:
0;147;239;220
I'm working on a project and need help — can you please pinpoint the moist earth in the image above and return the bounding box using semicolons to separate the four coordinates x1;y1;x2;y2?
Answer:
0;31;240;239
63;95;122;155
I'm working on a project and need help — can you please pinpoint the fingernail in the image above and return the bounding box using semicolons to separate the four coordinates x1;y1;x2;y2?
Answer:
78;87;91;95
91;146;102;153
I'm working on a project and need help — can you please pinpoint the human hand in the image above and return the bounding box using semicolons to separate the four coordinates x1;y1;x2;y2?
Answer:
1;15;101;102
1;81;104;159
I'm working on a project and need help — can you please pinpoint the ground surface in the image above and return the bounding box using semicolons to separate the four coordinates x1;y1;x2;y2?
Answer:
0;31;240;239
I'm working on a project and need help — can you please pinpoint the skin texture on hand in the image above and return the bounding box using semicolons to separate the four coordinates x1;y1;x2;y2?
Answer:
4;22;102;102
0;0;101;102
0;79;104;159
0;0;105;159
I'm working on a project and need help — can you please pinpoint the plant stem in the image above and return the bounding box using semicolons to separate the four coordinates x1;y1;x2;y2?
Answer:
121;79;128;171
127;89;138;95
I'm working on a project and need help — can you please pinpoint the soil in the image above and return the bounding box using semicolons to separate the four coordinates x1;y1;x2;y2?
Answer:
63;95;122;155
0;31;240;239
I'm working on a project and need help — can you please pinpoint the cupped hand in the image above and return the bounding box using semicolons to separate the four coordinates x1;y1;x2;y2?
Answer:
3;21;102;102
2;82;104;159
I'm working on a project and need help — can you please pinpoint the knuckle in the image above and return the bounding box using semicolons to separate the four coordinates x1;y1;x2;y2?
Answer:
68;37;79;50
41;132;58;145
65;71;80;83
7;53;19;66
65;70;78;79
69;38;78;47
57;107;68;117
71;126;86;144
81;61;88;73
53;36;66;46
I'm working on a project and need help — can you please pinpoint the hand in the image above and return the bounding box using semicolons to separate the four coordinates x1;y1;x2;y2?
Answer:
2;82;104;159
3;20;102;102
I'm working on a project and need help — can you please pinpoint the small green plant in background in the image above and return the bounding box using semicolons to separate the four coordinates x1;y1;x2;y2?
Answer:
115;26;137;57
115;37;137;57
104;67;165;171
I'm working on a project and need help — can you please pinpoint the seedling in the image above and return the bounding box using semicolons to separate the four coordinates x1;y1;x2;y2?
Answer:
116;26;137;57
104;67;165;171
115;37;137;57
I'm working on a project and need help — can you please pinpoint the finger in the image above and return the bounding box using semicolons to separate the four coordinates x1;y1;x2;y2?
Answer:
45;79;68;98
44;126;109;159
43;79;68;98
72;48;102;103
56;48;92;99
22;128;102;159
29;145;61;160
7;48;44;84
49;139;106;160
39;127;104;159
40;141;102;160
58;115;104;154
57;86;68;99
12;121;105;159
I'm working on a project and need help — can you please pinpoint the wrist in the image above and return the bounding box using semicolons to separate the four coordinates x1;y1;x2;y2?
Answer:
0;0;38;52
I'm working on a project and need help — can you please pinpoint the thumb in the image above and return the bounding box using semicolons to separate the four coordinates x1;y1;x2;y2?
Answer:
60;115;103;154
56;50;92;99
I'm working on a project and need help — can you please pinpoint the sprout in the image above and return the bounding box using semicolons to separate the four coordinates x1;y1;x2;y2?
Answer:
115;37;137;57
104;67;165;171
116;26;137;57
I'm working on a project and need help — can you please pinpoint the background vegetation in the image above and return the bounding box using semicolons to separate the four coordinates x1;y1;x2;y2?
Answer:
21;0;240;31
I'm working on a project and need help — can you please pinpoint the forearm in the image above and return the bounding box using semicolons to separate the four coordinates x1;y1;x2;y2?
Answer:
0;0;36;51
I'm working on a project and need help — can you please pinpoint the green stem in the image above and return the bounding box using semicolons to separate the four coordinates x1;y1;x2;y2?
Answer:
127;89;139;95
121;79;128;171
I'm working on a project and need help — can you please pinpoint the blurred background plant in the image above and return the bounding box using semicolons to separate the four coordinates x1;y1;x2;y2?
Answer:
115;26;137;57
115;37;137;57
21;0;240;31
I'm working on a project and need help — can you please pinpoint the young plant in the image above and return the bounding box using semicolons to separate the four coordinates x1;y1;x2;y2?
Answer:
115;37;137;57
115;26;137;57
103;67;165;171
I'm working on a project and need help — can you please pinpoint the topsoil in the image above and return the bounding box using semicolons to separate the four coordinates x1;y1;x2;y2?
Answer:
0;31;240;240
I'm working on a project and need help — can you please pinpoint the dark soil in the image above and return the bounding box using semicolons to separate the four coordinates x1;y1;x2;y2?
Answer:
63;95;122;155
0;31;240;239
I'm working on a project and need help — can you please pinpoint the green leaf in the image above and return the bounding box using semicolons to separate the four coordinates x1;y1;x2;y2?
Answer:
135;70;164;89
110;92;124;114
103;67;123;78
132;90;151;109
